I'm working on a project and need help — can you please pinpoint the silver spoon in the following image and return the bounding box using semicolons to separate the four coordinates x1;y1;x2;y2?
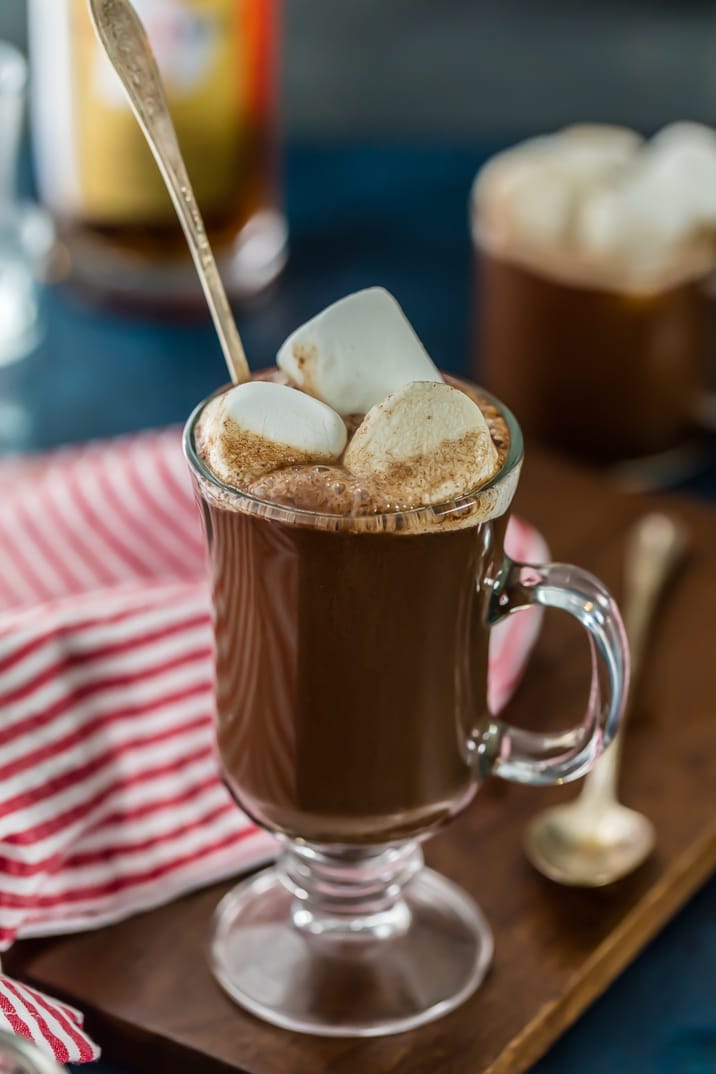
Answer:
88;0;250;385
524;512;689;887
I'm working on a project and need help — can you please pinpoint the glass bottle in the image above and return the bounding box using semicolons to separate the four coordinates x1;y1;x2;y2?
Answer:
28;0;286;308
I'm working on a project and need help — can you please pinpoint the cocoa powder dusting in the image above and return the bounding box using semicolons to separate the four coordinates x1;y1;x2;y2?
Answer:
197;374;511;518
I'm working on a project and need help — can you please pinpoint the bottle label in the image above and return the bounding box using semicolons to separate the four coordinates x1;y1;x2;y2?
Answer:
70;0;250;224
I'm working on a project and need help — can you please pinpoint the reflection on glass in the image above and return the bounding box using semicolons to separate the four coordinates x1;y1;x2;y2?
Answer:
0;41;53;453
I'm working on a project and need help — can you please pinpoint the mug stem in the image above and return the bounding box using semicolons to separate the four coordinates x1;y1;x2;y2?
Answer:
278;840;423;940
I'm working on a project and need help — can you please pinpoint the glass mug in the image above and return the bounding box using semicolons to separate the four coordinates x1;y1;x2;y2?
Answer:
184;381;629;1037
470;189;713;467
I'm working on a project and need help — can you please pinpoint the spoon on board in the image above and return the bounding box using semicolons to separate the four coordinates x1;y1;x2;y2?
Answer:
524;512;690;887
88;0;250;386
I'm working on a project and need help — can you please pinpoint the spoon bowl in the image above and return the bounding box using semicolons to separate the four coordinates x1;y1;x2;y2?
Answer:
524;512;689;888
525;800;656;887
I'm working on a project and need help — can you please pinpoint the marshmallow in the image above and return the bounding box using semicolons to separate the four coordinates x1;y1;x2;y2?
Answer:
277;288;442;416
199;381;347;487
477;127;658;243
577;136;716;261
475;126;642;250
558;124;643;178
474;141;575;248
344;381;499;506
642;122;716;225
649;121;716;160
575;186;634;258
476;122;716;285
503;161;576;248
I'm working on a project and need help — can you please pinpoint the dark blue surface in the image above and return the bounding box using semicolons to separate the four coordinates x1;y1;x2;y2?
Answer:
15;143;714;1073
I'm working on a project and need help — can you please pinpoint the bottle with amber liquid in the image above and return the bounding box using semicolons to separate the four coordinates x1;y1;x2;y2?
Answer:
28;0;286;308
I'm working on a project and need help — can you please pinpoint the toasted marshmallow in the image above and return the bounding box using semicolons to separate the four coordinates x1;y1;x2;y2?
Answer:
344;381;499;506
277;288;442;415
198;381;347;487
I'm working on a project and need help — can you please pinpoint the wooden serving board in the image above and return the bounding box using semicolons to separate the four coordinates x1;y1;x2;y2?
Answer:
8;452;716;1074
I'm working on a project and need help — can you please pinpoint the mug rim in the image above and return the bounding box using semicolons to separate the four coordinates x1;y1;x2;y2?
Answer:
183;377;524;530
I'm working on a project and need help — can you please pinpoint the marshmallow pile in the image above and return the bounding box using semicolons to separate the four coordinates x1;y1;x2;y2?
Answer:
198;288;500;509
474;122;716;286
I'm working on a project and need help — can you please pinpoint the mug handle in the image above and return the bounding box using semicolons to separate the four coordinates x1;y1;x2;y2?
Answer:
473;557;630;785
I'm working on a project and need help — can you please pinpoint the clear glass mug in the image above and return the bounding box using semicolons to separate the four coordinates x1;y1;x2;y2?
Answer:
184;381;629;1037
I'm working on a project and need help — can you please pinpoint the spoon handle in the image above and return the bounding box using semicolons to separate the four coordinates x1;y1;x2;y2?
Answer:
621;513;690;684
580;512;689;805
88;0;250;385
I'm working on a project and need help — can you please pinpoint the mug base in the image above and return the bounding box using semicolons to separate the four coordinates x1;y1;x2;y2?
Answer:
210;862;493;1037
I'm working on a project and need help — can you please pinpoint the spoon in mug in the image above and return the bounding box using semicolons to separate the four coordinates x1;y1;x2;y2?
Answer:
524;512;690;887
88;0;250;386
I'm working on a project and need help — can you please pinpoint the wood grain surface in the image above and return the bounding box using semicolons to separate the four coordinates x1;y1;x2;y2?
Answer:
8;450;716;1074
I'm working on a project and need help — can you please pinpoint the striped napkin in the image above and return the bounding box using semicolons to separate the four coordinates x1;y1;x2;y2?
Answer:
0;428;547;1064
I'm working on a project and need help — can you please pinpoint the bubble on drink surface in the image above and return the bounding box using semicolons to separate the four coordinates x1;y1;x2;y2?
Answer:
248;465;378;514
196;381;347;488
344;381;500;508
277;287;442;415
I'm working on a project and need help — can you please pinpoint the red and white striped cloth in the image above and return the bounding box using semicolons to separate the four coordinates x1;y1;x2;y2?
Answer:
0;428;547;1065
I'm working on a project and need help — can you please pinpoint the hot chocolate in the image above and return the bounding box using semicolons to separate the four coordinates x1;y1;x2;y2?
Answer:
190;289;513;843
193;386;511;843
185;288;628;1037
197;488;508;842
472;124;716;461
